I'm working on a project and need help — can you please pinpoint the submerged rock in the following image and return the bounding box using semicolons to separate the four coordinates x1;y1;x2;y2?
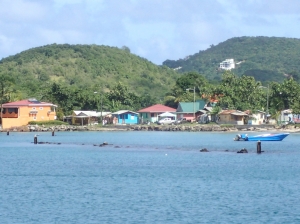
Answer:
237;148;248;153
200;148;209;152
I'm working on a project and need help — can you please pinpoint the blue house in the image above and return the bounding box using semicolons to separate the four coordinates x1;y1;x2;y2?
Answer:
112;110;139;125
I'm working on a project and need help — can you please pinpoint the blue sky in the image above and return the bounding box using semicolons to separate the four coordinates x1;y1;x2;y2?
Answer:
0;0;300;65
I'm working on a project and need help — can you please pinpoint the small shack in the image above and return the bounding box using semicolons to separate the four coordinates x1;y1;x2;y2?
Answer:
112;110;139;125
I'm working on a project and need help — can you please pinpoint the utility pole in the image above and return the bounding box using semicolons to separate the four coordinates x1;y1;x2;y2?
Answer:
94;90;103;124
186;87;196;122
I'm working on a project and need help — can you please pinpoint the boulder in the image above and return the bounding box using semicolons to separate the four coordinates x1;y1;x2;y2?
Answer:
237;148;248;153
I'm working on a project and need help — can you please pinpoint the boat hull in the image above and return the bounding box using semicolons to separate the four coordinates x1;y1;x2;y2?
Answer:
234;133;289;141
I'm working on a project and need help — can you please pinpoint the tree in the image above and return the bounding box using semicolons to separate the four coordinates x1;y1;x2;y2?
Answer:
165;72;210;108
106;82;139;111
46;83;77;116
269;78;300;113
121;46;131;53
0;73;18;123
213;71;265;111
0;74;16;104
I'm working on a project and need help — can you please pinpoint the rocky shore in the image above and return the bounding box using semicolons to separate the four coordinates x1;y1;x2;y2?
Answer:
2;123;300;133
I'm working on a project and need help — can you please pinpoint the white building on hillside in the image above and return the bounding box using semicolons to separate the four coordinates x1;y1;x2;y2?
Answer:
220;59;235;70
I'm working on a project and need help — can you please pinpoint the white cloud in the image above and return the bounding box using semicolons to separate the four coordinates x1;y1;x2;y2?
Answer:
1;0;300;64
0;0;48;22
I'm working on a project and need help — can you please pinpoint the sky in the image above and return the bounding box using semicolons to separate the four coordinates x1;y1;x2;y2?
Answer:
0;0;300;65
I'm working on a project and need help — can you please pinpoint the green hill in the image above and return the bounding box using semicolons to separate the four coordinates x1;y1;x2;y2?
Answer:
163;36;300;83
0;44;179;100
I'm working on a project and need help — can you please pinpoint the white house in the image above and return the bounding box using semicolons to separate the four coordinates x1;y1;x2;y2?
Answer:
246;111;266;125
220;59;235;70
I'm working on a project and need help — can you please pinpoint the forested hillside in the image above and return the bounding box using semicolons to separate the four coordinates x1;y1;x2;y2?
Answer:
0;44;179;100
163;36;300;83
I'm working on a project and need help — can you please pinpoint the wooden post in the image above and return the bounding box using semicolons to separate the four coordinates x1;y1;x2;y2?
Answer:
52;131;54;136
7;131;9;135
257;141;261;153
34;135;38;144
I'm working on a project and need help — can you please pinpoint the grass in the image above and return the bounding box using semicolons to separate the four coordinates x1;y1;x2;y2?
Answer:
28;120;69;126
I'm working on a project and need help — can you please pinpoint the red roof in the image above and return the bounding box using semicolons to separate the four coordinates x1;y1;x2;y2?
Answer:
2;99;56;107
137;104;176;113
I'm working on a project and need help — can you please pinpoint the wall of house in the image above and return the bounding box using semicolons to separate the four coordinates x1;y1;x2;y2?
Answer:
218;114;244;125
248;114;265;125
118;113;138;124
183;114;194;121
2;105;56;129
280;111;292;124
140;112;159;123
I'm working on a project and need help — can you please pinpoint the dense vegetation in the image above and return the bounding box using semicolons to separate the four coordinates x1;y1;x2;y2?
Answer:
163;36;300;84
1;38;300;122
0;43;179;103
165;71;300;119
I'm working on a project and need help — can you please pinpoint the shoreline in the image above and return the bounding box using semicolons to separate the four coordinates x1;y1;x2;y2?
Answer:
2;123;300;133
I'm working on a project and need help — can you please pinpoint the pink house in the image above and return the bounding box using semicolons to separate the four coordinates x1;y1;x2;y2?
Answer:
137;104;176;124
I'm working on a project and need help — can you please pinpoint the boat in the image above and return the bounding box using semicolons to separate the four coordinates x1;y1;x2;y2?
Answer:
234;133;289;141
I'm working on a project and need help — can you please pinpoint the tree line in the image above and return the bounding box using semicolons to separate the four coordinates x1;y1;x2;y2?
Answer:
1;70;300;121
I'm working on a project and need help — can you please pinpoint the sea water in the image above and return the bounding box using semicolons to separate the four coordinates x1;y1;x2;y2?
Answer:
1;131;300;223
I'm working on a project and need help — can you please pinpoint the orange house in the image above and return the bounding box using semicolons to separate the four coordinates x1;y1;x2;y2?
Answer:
1;98;57;130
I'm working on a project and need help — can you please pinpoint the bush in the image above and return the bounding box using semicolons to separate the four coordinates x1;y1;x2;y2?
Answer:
28;120;69;125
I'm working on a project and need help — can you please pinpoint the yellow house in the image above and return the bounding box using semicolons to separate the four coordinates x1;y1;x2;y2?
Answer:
1;98;57;130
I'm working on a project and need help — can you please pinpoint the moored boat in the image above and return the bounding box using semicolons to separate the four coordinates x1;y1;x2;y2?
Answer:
234;133;289;141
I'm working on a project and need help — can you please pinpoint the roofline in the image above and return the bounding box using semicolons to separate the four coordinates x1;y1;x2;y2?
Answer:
138;111;176;113
2;103;57;108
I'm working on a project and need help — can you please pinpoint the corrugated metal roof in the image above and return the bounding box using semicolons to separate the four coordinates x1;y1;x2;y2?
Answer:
177;100;206;113
231;112;247;116
137;104;176;112
73;111;111;117
2;99;57;107
219;110;236;115
112;110;138;115
219;110;247;116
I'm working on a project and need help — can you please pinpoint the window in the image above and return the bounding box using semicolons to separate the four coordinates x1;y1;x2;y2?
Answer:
39;107;43;110
32;107;36;110
33;116;36;120
2;108;6;114
151;113;154;117
8;108;16;114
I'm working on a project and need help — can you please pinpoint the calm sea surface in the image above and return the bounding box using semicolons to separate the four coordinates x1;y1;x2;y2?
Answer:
1;131;300;223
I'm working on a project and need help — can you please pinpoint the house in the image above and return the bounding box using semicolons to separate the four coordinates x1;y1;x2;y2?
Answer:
292;113;300;124
112;110;139;125
245;110;266;125
1;98;57;130
176;100;207;121
219;59;235;70
280;109;293;124
217;110;248;125
64;110;111;126
137;104;176;124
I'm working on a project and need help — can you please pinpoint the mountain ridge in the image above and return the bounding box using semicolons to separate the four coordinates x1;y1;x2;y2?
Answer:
0;43;179;100
163;36;300;83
